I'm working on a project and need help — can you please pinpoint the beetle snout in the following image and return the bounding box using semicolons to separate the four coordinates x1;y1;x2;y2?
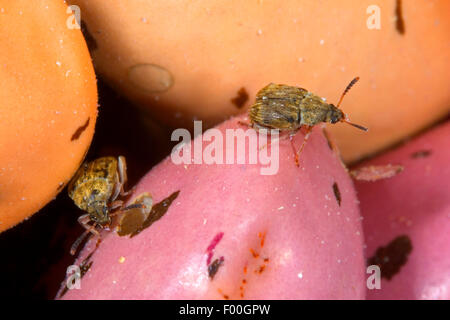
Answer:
99;206;111;225
330;114;340;124
89;203;111;225
327;105;344;124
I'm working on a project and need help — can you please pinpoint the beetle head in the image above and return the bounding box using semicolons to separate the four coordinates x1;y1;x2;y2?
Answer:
89;202;111;226
327;104;344;124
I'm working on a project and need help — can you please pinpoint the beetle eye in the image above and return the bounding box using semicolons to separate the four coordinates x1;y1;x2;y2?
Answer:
328;107;342;124
328;113;337;123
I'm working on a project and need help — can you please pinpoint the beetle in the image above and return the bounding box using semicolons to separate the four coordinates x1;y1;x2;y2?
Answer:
244;77;368;165
68;156;143;255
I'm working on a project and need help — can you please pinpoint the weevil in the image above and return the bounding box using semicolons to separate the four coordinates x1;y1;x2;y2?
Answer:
243;77;368;165
68;156;143;255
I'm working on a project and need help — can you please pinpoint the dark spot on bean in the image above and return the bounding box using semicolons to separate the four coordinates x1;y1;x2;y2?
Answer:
217;288;229;300
58;282;69;298
80;252;94;278
208;256;224;280
367;235;412;280
395;0;405;35
411;150;432;159
250;248;259;258
256;265;266;274
259;231;266;248
332;182;341;206
117;194;153;237
206;232;224;266
80;20;98;52
231;87;249;109
130;190;180;237
71;118;90;141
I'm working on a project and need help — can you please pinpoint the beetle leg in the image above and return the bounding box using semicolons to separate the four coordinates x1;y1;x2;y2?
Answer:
70;229;90;255
77;214;99;234
290;134;297;162
117;156;135;197
109;200;123;216
71;218;99;255
293;126;313;166
111;203;146;216
121;203;145;211
120;185;136;197
109;203;146;219
117;156;128;196
110;173;122;203
78;214;91;226
110;200;124;211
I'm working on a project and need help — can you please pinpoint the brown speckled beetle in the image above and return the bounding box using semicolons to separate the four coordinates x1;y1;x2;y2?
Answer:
244;77;368;165
68;156;141;255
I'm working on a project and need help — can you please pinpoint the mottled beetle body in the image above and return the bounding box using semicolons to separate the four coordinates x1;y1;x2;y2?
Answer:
246;78;367;165
68;156;140;255
250;83;345;129
68;156;122;226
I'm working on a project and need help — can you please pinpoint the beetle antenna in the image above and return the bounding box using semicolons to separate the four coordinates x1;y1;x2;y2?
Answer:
336;76;359;109
343;120;368;131
336;76;368;131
